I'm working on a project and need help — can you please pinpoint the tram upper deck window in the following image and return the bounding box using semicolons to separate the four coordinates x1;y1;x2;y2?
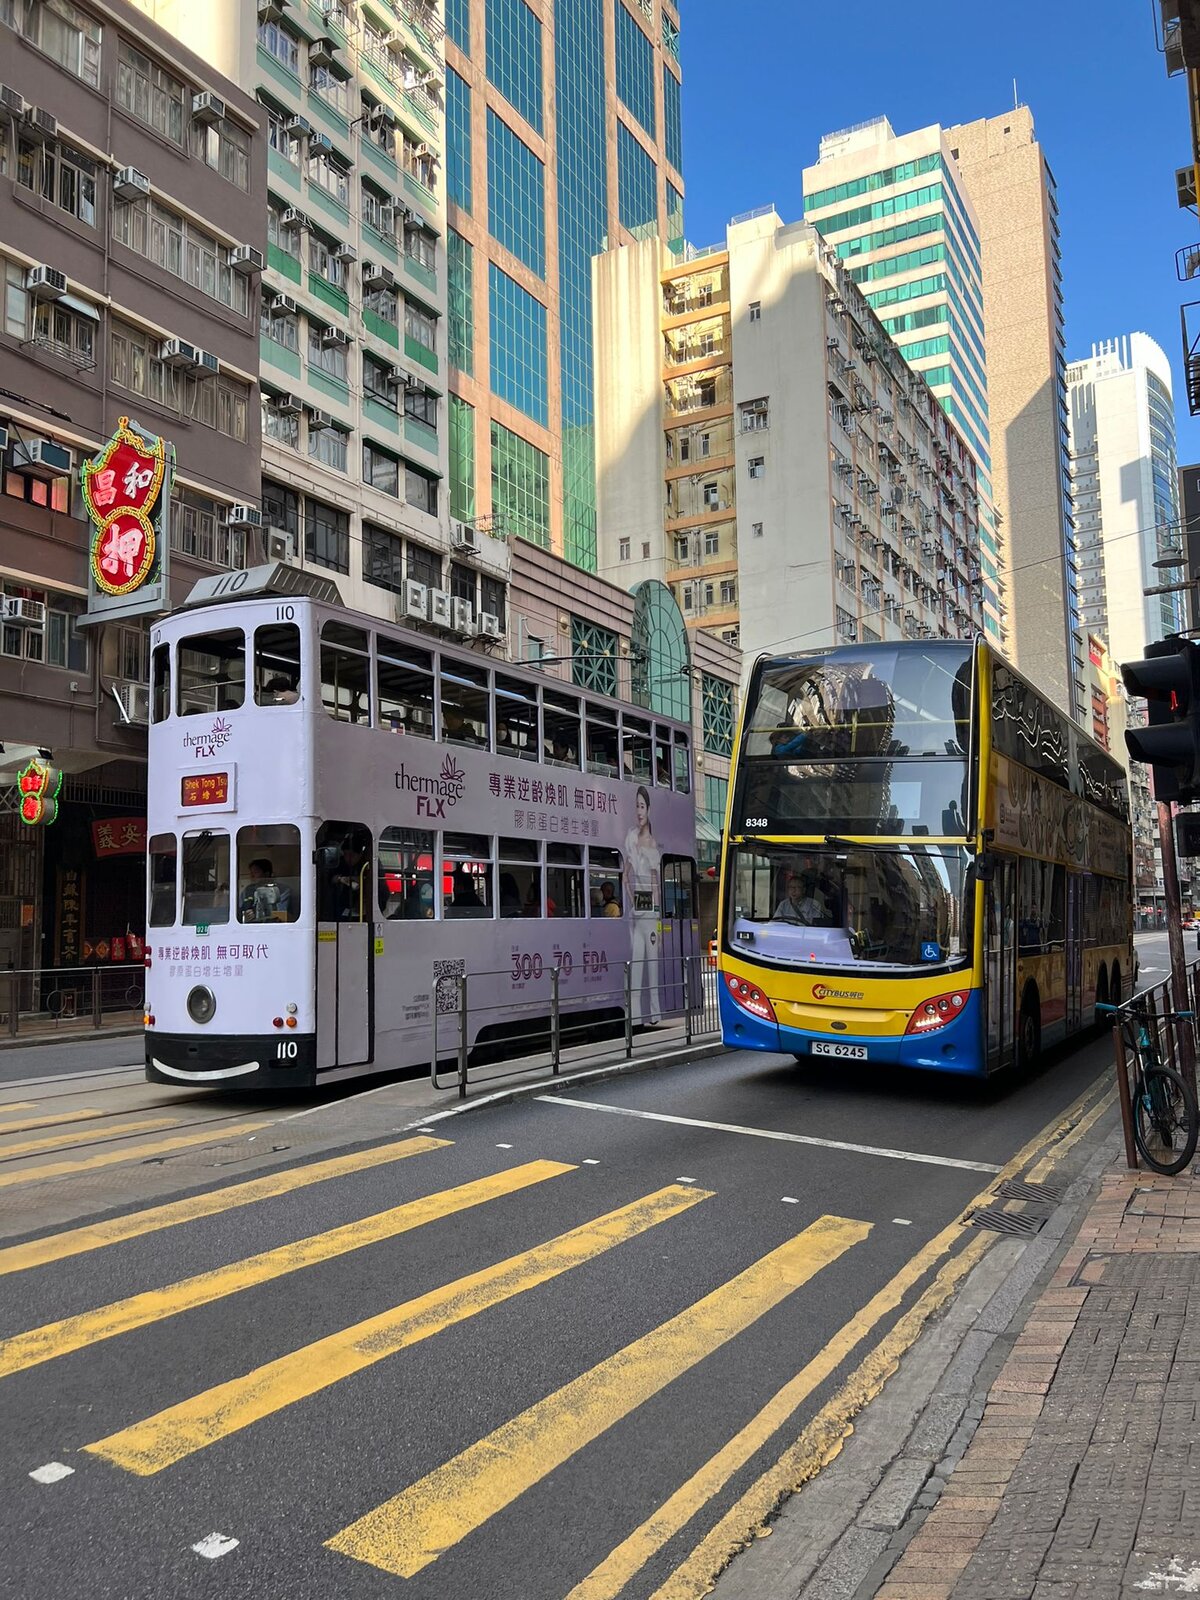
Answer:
544;691;581;768
441;660;490;748
673;732;691;794
255;624;302;706
654;727;672;788
148;833;177;926
623;715;652;783
151;644;171;724
181;830;230;926
586;706;619;778
177;631;245;716
321;621;370;724
378;641;435;737
378;826;436;918
236;825;301;922
496;674;538;759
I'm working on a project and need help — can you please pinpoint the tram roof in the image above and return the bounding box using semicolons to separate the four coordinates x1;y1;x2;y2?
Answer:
182;564;343;610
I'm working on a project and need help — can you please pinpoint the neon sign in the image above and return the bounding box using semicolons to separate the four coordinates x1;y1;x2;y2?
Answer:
81;417;172;598
18;759;62;826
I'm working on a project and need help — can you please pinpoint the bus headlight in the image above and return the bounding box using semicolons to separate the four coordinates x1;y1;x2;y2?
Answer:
187;985;217;1025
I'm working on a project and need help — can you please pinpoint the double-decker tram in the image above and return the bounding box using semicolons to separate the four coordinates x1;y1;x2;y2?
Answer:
718;639;1134;1077
144;570;700;1088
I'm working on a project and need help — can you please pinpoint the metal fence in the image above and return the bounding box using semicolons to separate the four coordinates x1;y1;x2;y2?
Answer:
431;953;721;1098
1109;963;1200;1168
1;966;145;1040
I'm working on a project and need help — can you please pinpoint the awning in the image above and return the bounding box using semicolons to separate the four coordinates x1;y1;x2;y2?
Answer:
61;294;100;321
695;815;722;843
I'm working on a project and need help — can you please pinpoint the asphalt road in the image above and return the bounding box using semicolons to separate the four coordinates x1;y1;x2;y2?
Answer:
0;1002;1123;1600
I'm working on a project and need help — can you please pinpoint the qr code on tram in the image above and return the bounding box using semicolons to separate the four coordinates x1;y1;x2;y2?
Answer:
434;959;466;1015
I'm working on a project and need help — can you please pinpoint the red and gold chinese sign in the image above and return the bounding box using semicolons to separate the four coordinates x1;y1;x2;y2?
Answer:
18;759;62;826
81;417;173;599
91;817;147;858
181;772;230;808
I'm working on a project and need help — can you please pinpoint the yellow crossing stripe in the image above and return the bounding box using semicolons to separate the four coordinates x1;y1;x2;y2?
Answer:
0;1135;449;1277
325;1213;871;1580
0;1116;179;1159
0;1103;44;1130
1;1159;572;1381
0;1123;266;1192
85;1182;708;1476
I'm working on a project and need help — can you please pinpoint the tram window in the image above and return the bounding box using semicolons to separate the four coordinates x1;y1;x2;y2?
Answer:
654;727;672;788
496;674;538;760
236;825;301;923
321;623;370;725
177;630;245;716
622;715;652;783
441;660;490;748
547;843;585;918
543;691;581;768
378;643;435;737
589;847;623;917
378;826;436;919
151;644;171;724
673;732;691;795
148;833;177;926
498;835;539;917
255;624;302;706
586;707;620;777
180;830;230;926
315;821;371;921
444;832;493;919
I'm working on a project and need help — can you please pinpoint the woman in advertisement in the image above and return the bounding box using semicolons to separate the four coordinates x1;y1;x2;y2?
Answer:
624;785;663;1026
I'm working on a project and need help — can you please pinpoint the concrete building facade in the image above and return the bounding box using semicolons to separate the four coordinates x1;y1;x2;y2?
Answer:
948;107;1082;717
593;211;986;670
802;116;1002;646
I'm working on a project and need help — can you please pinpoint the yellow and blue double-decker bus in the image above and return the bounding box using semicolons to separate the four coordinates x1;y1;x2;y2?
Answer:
718;640;1134;1077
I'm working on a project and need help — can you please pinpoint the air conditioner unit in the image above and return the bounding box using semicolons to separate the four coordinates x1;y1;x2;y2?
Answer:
1;597;46;628
478;611;503;640
112;165;150;202
22;105;56;141
227;504;262;529
309;36;339;69
403;579;429;621
265;527;296;562
15;439;72;478
452;598;475;635
193;349;219;378
308;131;334;157
418;68;443;92
281;207;307;230
258;0;289;21
451;520;478;553
428;587;452;627
369;103;398;132
0;84;23;115
26;265;66;300
231;243;264;275
414;142;435;161
385;365;409;390
308;408;334;430
362;262;397;292
283;113;311;137
112;681;151;728
267;292;298;315
191;91;226;124
275;392;303;413
320;326;349;347
332;241;357;264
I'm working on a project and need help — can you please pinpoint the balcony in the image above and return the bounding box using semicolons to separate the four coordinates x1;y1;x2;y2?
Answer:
665;370;732;418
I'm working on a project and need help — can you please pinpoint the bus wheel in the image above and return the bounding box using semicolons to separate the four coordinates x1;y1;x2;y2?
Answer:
1018;987;1041;1073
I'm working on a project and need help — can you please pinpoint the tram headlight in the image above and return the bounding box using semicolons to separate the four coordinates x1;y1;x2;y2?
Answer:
187;984;217;1025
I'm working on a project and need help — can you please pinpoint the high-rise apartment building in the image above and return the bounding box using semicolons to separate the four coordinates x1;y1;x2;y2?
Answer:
948;108;1082;718
802;117;1003;645
594;212;986;667
444;0;684;570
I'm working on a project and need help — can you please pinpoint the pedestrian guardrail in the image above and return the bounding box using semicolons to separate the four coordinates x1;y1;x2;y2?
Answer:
1;965;145;1040
431;953;721;1098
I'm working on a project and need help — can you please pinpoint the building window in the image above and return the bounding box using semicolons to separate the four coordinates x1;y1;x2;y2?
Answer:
6;0;101;86
702;673;734;756
719;579;736;605
171;490;246;568
703;482;719;509
405;221;436;273
405;300;437;353
260;298;299;350
309;62;351;118
485;0;543;132
570;615;619;697
408;540;442;589
361;179;392;237
47;600;89;671
405;461;438;516
447;0;470;51
3;258;27;337
449;394;476;522
305;496;349;572
307;150;350;207
257;16;300;74
363;522;405;592
674;535;690;561
740;398;769;431
748;456;765;479
617;121;657;232
9;135;97;225
363;439;400;496
491;419;549;547
448;229;474;374
364;284;398;323
752;520;763;538
749;301;761;323
363;354;395;406
32;298;96;368
488;263;548;425
307;322;348;381
110;322;248;438
112;195;250;315
662;60;682;171
619;538;630;561
681;584;693;612
642;541;650;559
309;420;348;473
309;230;348;288
615;0;655;138
190;114;250;191
487;108;545;276
267;108;301;167
404;387;437;429
267;197;302;260
704;530;720;556
262;394;300;449
446;67;472;212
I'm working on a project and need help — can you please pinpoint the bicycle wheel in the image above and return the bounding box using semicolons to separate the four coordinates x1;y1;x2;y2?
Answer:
1134;1065;1199;1175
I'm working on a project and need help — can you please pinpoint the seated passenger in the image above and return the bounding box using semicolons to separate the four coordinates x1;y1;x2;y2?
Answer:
264;674;299;705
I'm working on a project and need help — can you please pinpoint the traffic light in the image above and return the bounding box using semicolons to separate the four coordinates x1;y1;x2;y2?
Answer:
1122;636;1200;804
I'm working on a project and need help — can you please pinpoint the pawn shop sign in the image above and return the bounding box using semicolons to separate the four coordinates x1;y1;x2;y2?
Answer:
80;417;174;625
18;759;62;827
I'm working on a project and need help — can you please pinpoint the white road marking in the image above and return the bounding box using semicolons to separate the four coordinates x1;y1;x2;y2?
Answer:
781;1196;800;1205
677;1176;696;1184
496;1143;513;1149
893;1217;913;1226
29;1463;74;1484
537;1097;1004;1174
582;1158;600;1165
192;1534;239;1560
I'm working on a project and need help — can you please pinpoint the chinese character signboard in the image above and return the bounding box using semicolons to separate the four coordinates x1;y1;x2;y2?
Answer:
17;759;62;826
91;817;148;858
80;417;174;625
55;867;85;966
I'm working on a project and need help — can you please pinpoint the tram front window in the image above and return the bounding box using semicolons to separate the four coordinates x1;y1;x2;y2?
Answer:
254;623;302;706
149;833;177;926
181;831;230;926
177;630;245;716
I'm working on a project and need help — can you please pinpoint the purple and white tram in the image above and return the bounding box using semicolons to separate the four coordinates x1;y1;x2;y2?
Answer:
143;572;700;1089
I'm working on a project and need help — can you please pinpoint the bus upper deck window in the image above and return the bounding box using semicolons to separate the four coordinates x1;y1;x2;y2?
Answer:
321;621;370;724
255;624;302;706
148;834;178;926
177;631;245;716
543;691;580;768
180;830;230;927
151;644;171;723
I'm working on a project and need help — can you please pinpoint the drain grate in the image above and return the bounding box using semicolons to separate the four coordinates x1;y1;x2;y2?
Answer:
968;1205;1047;1237
995;1177;1065;1206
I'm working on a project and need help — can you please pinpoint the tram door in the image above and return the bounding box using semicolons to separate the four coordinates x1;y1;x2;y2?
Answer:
658;857;700;1017
315;822;374;1069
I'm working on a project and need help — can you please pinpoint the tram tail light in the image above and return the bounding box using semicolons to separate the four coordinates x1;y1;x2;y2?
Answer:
272;1016;284;1029
905;990;968;1036
724;972;777;1024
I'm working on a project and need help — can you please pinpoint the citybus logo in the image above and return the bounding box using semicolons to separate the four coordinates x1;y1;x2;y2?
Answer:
395;754;466;818
812;983;864;1002
183;716;232;760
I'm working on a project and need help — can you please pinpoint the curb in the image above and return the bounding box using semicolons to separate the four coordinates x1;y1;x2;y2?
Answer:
0;1025;144;1052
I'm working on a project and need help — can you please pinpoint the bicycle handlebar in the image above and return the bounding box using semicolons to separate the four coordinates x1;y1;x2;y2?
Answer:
1096;1001;1195;1021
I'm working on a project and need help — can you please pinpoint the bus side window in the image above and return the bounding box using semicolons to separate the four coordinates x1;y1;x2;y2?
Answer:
255;624;302;706
236;825;301;922
149;834;177;926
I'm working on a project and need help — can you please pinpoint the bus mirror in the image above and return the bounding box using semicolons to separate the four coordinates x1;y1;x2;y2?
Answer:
974;852;995;883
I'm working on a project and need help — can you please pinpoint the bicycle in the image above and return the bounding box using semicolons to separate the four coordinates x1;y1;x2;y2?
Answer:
1098;997;1200;1175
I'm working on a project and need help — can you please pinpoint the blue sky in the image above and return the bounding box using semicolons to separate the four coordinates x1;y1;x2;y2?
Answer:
678;0;1200;460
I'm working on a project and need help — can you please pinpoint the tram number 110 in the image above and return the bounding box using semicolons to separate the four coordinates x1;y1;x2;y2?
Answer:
276;1040;298;1059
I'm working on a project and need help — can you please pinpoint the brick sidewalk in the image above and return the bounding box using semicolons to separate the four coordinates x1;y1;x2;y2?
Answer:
876;1170;1200;1600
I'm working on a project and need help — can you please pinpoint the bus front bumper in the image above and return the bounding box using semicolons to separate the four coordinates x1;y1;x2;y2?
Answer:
146;1031;317;1089
719;986;985;1076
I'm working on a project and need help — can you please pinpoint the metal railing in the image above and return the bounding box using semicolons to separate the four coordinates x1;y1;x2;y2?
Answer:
1109;962;1200;1168
1;965;145;1040
431;954;720;1099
